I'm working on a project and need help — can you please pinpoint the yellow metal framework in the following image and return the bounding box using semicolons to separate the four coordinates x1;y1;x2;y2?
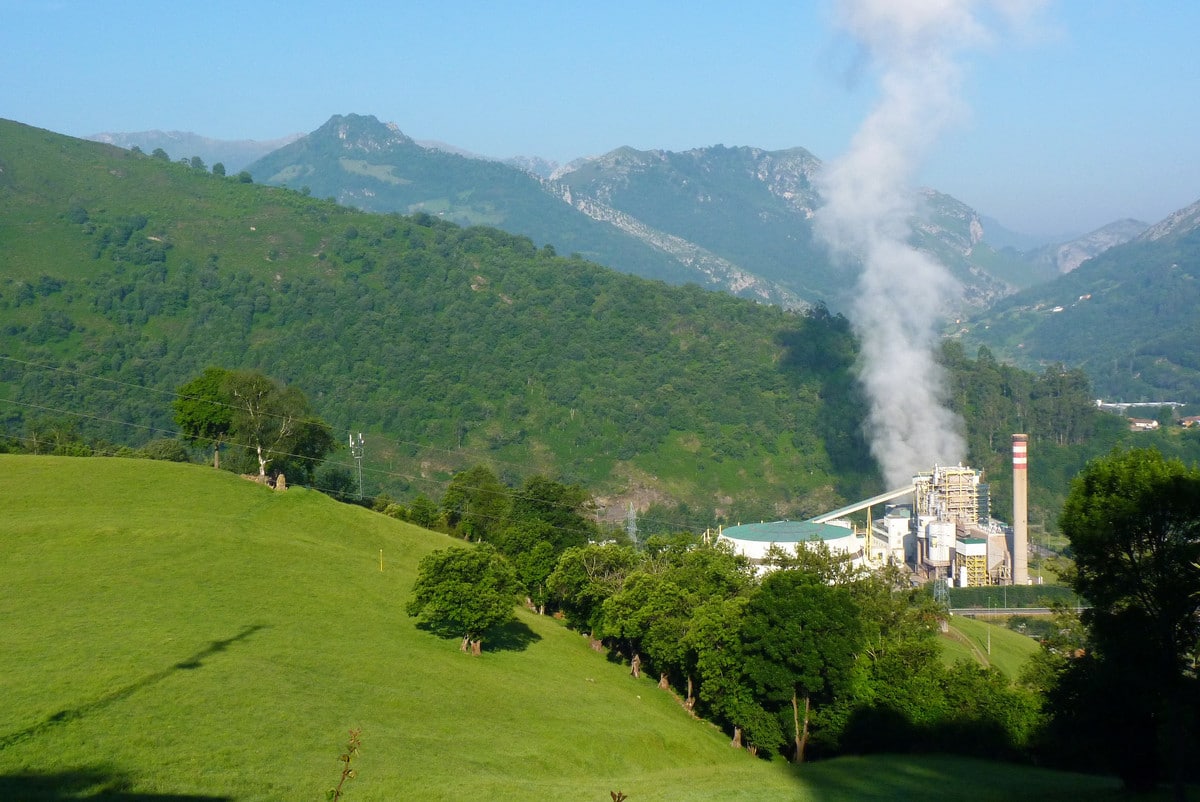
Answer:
913;465;980;526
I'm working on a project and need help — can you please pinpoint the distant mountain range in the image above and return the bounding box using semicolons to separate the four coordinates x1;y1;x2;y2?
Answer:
243;114;1049;311
956;199;1200;402
1021;218;1149;275
87;115;1200;402
88;129;304;173
93;114;1145;315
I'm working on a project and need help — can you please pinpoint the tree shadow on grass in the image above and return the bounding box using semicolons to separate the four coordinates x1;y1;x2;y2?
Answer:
413;618;542;653
0;624;269;752
0;766;231;800
486;619;542;652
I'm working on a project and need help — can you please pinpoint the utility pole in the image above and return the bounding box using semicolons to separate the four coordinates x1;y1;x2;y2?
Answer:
349;432;364;500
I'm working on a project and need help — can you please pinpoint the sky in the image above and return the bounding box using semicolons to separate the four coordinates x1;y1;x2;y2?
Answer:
2;0;1198;239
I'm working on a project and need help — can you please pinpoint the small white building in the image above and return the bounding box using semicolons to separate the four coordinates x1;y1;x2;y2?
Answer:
869;506;913;565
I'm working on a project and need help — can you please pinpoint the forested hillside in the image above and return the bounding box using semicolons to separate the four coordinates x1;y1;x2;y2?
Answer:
0;118;878;521
957;202;1200;403
3;118;1191;530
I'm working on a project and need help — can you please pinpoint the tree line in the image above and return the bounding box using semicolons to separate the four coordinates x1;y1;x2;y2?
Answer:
406;448;1200;792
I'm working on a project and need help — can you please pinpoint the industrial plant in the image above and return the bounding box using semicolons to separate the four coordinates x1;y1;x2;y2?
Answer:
718;434;1032;588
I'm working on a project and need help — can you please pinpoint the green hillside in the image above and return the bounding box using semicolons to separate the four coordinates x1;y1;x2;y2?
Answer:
0;455;794;800
4;117;1192;533
939;616;1041;680
957;219;1200;402
0;117;879;517
0;456;1126;800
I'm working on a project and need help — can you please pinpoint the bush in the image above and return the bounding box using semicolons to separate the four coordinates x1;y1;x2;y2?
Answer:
139;438;191;462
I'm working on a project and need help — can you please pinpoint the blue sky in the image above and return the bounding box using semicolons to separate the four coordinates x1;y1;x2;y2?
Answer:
2;1;1197;238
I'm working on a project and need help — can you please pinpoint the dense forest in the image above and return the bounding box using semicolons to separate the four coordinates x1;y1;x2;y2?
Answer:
2;119;1199;532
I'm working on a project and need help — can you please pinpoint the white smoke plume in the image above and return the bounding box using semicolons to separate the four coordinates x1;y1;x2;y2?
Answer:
816;0;1032;488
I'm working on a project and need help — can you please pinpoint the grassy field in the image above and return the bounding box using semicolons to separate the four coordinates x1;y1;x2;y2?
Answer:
0;456;1124;800
939;614;1042;680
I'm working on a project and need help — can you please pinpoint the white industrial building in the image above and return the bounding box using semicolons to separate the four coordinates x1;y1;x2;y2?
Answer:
718;436;1032;587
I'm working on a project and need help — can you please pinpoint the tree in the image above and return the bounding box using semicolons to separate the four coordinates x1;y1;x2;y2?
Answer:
406;495;440;529
494;521;559;614
601;571;691;685
173;367;234;468
224;369;335;481
189;156;206;171
173;368;334;480
151;147;169;161
405;545;519;655
506;475;598;551
212;162;226;177
685;596;765;748
1056;448;1200;792
741;570;863;762
441;464;509;541
548;543;641;636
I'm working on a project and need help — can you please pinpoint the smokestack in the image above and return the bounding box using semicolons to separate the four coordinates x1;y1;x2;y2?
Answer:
1012;434;1028;585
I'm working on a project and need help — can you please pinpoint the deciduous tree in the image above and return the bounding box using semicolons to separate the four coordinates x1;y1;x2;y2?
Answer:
1056;447;1200;793
173;368;334;480
741;570;862;762
405;545;519;655
173;367;234;468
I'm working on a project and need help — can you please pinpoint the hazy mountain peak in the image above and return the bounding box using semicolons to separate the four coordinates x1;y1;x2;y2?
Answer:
1139;198;1200;242
315;113;413;151
1021;218;1150;274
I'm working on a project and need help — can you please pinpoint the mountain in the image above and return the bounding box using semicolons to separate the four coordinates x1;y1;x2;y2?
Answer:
6;117;1191;528
1023;218;1149;275
550;146;1040;311
87;129;303;173
978;215;1060;251
0;117;879;518
955;199;1200;402
243;115;1050;313
244;114;799;305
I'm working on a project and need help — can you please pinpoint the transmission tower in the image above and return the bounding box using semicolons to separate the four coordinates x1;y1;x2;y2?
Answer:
625;502;639;547
932;576;950;609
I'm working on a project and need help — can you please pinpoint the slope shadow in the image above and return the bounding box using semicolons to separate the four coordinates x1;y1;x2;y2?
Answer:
0;624;269;752
0;766;231;801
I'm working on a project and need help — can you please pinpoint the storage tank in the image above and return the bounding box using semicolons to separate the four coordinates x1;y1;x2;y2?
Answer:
925;520;954;565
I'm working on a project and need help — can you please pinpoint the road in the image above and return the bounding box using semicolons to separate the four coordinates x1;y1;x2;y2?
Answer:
950;606;1087;617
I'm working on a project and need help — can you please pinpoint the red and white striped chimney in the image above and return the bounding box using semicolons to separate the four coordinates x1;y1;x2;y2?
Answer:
1012;434;1029;585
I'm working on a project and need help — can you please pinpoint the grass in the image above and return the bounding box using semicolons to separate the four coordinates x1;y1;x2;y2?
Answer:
1;455;1125;800
940;614;1042;679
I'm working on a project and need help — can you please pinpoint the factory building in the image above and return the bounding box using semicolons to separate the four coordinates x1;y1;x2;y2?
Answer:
717;434;1032;587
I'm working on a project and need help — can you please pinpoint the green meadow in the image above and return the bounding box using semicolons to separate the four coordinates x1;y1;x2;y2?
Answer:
939;614;1042;680
1;455;1122;800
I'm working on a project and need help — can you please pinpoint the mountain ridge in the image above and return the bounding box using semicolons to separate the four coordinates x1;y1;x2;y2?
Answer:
91;114;1151;314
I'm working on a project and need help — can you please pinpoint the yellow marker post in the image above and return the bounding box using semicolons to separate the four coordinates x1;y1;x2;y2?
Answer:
379;549;384;572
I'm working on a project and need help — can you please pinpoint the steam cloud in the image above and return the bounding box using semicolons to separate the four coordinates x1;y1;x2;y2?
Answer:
816;0;1029;487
